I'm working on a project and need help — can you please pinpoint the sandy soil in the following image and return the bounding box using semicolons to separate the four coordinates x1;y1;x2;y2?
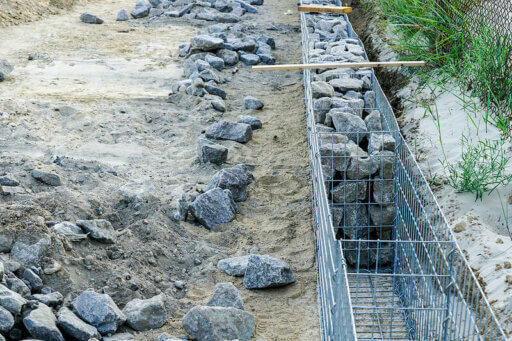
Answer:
0;0;80;26
0;0;320;339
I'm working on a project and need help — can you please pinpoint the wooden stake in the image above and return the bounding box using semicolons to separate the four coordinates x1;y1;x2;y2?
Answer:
298;5;353;14
252;61;425;71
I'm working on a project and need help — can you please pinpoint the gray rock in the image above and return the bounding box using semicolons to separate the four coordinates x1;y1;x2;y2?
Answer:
135;0;147;8
6;276;31;298
0;59;13;82
237;115;262;129
131;5;150;18
149;0;161;7
118;178;156;203
256;36;275;49
11;239;50;266
243;255;295;289
199;69;220;83
0;283;26;313
80;13;104;24
217;255;249;276
198;139;228;165
23;269;43;292
0;305;13;333
368;133;395;154
343;204;369;229
239;53;260;65
330;111;367;143
0;262;3;278
205;54;225;70
331;98;364;117
191;35;224;52
204;83;226;99
372;180;394;204
72;289;126;335
364;110;382;132
312;81;334;98
189;188;237;230
250;0;263;4
316;124;335;133
258;54;275;65
196;59;210;72
53;221;84;236
369;204;394;226
331;181;367;203
216;49;239;66
206;120;253;143
345;90;362;100
170;187;188;221
157;333;182;341
31;292;64;307
122;295;166;331
320;141;352;173
0;176;19;186
211;98;226;112
23;303;64;341
346;150;379;180
149;7;164;16
364;91;376;111
329;78;364;92
235;0;257;13
207;164;253;202
57;307;101;341
244;96;264;110
207;282;244;310
372;150;394;179
76;219;117;244
314;97;332;123
182;306;254;341
214;12;240;23
117;9;130;21
103;333;135;341
31;169;61;186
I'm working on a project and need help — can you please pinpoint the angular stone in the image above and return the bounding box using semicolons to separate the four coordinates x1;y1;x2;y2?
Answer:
346;151;379;180
32;169;61;186
235;0;257;13
6;276;31;298
80;13;104;24
237;115;262;129
330;111;367;143
331;98;364;117
215;13;240;23
239;53;260;65
364;91;376;111
206;120;253;143
191;35;224;52
207;282;244;310
23;269;43;292
23;303;64;341
368;133;395;154
312;81;334;98
372;151;394;179
257;35;275;49
0;59;13;82
320;142;351;173
72;289;126;335
244;96;264;110
189;188;237;230
0;230;13;253
207;164;253;202
11;239;50;266
31;291;64;307
331;181;367;203
57;307;101;341
131;6;151;18
216;49;239;66
373;180;394;204
211;98;226;112
198;139;228;165
117;9;129;21
329;78;364;92
217;255;250;276
205;54;225;70
365;110;382;132
53;221;84;236
182;306;254;341
314;97;332;123
0;176;19;186
258;54;275;65
76;219;117;244
0;306;14;333
243;255;295;289
196;59;210;72
0;284;26;313
123;295;166;331
369;204;394;226
204;83;226;99
118;178;156;203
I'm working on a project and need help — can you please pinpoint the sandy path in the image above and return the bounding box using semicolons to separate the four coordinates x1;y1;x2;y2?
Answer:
0;0;320;339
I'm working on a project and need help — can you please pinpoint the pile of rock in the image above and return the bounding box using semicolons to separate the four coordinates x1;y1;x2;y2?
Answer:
164;0;264;23
182;282;255;341
305;9;395;267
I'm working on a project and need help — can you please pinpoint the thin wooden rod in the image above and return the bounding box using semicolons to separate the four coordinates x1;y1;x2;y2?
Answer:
298;5;353;14
252;61;426;71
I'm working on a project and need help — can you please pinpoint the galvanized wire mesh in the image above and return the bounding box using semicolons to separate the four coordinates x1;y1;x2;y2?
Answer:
301;1;507;340
456;0;512;40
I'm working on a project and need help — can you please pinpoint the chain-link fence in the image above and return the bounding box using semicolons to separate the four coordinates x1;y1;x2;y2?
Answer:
458;0;512;40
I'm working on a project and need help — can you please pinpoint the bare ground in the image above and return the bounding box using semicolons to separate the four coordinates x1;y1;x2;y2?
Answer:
0;0;320;339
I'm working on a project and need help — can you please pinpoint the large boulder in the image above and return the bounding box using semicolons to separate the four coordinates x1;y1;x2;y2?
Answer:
72;289;126;335
206;120;253;143
206;164;253;202
23;303;64;341
76;219;117;244
189;188;237;230
122;295;166;331
0;59;13;82
57;307;101;341
243;255;295;289
207;283;244;310
217;255;250;276
0;284;27;313
182;306;254;341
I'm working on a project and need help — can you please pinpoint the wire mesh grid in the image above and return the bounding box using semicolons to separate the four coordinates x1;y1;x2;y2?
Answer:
301;1;507;340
